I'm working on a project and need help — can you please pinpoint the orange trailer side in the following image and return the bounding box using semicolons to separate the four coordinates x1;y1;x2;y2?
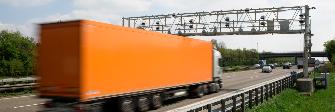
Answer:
38;20;213;101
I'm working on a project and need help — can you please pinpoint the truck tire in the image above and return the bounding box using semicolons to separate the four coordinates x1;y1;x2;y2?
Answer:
119;98;135;112
192;85;204;98
214;84;220;93
219;82;223;89
208;83;216;93
137;96;150;112
203;84;209;95
151;94;162;109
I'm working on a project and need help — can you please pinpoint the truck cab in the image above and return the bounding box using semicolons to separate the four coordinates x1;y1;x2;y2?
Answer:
213;50;223;84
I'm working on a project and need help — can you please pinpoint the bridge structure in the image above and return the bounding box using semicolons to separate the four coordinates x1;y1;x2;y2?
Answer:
259;51;327;58
123;5;315;77
259;51;328;64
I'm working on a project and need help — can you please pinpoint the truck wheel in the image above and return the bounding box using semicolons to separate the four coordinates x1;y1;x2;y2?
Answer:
214;84;220;92
137;96;150;112
219;82;223;89
193;85;204;98
203;84;209;95
208;83;216;93
151;94;162;109
119;98;135;112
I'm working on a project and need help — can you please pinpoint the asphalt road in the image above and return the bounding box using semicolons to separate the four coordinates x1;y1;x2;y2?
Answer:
0;67;301;112
0;94;48;112
150;67;301;112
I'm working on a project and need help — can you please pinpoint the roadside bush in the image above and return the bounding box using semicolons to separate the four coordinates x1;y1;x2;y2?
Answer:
324;40;335;65
0;31;36;77
217;48;259;66
326;63;335;72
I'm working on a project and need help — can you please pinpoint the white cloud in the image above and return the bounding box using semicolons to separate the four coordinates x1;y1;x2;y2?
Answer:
0;22;35;38
0;0;54;7
29;0;152;25
3;0;335;52
151;0;271;13
73;0;151;13
21;0;153;39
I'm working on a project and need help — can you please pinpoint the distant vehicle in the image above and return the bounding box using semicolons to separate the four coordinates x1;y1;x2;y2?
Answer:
258;60;267;67
297;57;303;69
262;65;272;73
274;63;278;66
308;58;316;67
315;59;320;66
283;63;290;69
254;64;261;69
269;64;276;69
320;61;325;64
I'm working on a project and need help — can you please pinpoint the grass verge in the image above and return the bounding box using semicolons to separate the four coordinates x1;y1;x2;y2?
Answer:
248;72;335;112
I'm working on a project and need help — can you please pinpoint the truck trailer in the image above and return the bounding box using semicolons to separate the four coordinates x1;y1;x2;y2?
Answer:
38;20;223;112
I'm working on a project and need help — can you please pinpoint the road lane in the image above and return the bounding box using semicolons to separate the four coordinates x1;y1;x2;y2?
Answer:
0;94;48;112
0;67;302;112
150;67;302;112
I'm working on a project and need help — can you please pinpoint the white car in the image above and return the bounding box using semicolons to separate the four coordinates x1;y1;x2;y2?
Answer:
254;64;261;69
262;65;272;73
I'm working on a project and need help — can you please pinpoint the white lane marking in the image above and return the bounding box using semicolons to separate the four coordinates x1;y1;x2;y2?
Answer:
13;103;44;109
0;95;36;101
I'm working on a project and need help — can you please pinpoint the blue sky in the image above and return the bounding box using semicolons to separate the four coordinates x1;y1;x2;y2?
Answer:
0;0;72;24
0;0;334;54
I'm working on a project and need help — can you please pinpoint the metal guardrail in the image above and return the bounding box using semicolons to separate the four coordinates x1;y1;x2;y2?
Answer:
0;77;37;85
0;83;37;92
167;71;304;112
0;77;37;92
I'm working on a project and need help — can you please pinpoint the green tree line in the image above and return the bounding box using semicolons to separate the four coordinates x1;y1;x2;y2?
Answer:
267;57;295;65
0;31;37;78
217;47;259;67
324;39;335;65
214;40;295;67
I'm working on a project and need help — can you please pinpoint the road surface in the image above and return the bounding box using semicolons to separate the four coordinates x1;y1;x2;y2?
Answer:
0;67;301;112
150;67;301;112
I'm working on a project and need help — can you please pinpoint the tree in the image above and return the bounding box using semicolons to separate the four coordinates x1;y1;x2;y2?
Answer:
0;31;36;77
324;40;335;65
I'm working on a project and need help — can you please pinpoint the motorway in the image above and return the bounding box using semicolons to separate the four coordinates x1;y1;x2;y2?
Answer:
0;67;301;112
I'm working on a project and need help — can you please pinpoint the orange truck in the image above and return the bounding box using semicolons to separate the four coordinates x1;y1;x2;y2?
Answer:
38;20;223;112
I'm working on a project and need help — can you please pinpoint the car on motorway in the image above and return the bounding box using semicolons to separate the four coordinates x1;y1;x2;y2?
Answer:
283;63;290;69
253;64;261;69
269;64;276;69
262;65;272;73
274;63;278;67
